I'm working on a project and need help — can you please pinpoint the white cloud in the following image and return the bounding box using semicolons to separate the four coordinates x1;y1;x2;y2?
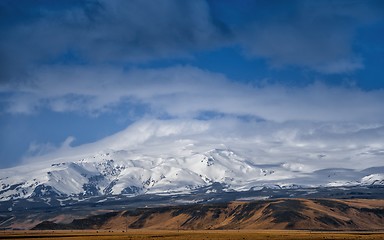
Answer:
3;66;384;123
23;118;384;171
26;136;75;158
1;1;383;170
61;136;76;149
26;141;57;157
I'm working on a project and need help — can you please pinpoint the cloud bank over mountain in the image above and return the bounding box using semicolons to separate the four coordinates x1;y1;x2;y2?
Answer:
0;0;383;168
3;66;384;123
23;118;384;173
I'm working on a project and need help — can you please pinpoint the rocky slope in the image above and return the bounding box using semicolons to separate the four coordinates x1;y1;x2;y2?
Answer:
33;199;384;231
1;147;383;202
1;120;383;202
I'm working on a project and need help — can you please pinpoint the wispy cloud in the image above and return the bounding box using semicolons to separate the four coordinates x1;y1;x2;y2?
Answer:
3;65;384;122
25;136;75;159
23;118;384;171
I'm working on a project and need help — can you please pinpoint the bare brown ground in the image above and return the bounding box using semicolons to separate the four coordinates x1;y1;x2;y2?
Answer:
1;230;384;240
95;199;384;231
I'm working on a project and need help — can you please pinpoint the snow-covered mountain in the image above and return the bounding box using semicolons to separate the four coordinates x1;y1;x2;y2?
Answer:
1;119;383;201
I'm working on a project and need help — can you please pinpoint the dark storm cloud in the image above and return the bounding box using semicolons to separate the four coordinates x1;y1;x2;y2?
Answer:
0;0;228;84
0;0;103;80
209;0;383;73
1;0;383;85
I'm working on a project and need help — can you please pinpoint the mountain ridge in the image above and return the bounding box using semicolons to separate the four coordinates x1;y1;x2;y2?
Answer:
31;199;384;231
1;146;383;202
1;120;383;202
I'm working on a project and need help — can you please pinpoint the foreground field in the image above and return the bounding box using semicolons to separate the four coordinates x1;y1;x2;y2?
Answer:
1;230;384;240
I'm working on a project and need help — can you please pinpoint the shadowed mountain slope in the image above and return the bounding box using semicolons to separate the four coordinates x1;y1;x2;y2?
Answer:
32;198;384;231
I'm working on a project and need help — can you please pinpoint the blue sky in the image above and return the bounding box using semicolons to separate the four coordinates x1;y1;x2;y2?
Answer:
0;0;384;168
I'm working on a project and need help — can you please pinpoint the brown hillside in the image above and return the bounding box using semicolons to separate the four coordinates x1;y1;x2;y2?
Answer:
33;199;384;231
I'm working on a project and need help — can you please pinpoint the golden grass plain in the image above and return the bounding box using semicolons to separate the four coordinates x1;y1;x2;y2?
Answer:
1;230;384;240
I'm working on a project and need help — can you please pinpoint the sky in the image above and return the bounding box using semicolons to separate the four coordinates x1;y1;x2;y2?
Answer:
0;0;384;169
